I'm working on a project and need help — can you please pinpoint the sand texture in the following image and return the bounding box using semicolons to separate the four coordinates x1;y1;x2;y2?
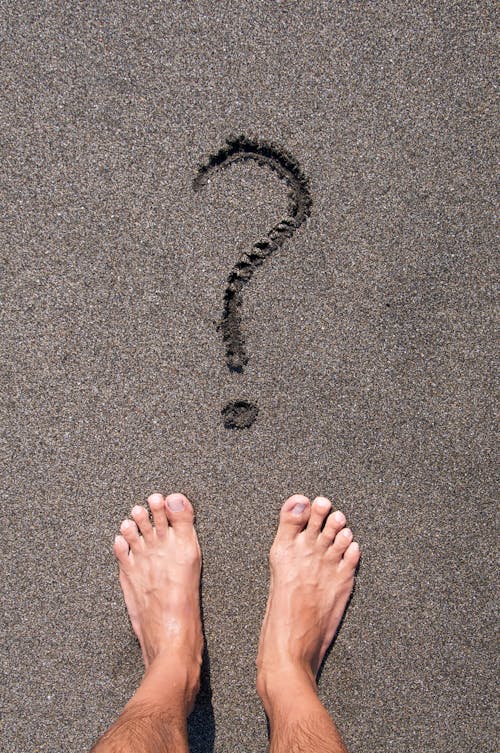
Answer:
1;2;496;752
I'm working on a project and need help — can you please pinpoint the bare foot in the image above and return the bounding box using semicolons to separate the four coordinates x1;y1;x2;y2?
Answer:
256;494;360;704
113;492;203;710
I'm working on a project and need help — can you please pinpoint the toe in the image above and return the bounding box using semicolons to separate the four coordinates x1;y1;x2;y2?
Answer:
275;495;311;542
318;509;347;549
119;519;142;553
328;526;353;562
148;493;168;538
131;504;154;542
306;497;332;538
164;493;195;534
341;541;361;570
113;534;130;565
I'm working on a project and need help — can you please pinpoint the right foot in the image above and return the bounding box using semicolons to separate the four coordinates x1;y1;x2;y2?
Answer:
256;494;360;704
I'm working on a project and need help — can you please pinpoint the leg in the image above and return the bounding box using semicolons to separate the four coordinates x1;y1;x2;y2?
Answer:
256;495;361;753
91;493;204;753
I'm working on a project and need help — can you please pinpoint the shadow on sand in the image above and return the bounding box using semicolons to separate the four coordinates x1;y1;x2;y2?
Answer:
187;644;215;753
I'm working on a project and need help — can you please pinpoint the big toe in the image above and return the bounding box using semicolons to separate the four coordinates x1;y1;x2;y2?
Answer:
275;494;311;542
164;493;195;534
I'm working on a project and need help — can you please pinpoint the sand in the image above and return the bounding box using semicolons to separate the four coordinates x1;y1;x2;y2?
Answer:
1;2;496;751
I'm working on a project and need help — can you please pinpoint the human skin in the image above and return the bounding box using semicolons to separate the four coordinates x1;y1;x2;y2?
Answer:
91;492;360;753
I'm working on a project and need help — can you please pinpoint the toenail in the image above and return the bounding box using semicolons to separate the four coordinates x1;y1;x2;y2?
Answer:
334;511;344;523
292;503;306;516
342;528;352;537
167;496;184;512
149;493;163;506
315;498;330;508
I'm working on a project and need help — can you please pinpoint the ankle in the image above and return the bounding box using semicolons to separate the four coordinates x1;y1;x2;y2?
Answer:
256;663;317;717
142;652;201;716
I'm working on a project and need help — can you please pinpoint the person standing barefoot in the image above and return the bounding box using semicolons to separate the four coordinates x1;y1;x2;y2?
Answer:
256;494;360;753
91;492;203;753
91;492;359;753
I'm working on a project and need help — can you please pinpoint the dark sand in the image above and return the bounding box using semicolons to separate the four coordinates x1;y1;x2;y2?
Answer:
1;3;496;752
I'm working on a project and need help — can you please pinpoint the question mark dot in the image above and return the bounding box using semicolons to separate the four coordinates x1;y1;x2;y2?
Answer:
222;400;259;429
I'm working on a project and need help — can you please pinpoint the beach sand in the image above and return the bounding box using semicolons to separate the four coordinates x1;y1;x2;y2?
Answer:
1;3;496;751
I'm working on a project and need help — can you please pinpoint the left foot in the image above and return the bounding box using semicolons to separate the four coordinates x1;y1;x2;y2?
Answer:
114;493;203;708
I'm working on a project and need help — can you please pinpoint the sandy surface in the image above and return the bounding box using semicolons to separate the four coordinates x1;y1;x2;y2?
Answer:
1;2;496;752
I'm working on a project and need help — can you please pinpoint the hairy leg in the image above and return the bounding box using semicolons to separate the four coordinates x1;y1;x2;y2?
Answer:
257;495;360;753
261;671;348;753
91;678;190;753
91;493;203;753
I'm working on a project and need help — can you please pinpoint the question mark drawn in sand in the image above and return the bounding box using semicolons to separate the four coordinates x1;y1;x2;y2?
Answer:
193;135;312;429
